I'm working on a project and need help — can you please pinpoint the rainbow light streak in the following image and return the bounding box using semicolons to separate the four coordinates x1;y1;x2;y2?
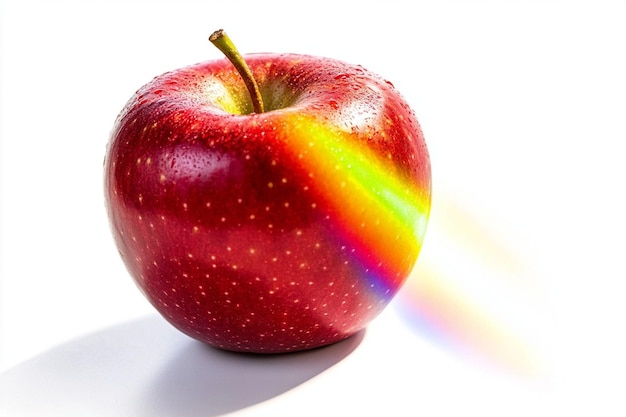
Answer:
394;199;540;376
280;114;431;296
400;273;537;374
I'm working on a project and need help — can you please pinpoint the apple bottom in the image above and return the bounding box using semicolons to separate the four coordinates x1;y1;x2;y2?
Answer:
138;270;390;354
149;273;374;354
120;218;409;353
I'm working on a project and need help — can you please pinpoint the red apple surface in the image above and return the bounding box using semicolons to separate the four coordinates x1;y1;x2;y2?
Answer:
104;36;431;353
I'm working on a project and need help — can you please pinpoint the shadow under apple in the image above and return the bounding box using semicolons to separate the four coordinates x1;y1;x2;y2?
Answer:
0;315;364;417
142;329;364;417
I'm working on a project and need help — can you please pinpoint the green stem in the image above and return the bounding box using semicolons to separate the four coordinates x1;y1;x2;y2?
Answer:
209;29;264;114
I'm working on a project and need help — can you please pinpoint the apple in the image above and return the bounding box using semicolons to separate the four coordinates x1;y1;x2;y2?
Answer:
104;30;431;353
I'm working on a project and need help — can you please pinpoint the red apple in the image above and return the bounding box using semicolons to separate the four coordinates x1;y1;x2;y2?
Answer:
104;30;431;353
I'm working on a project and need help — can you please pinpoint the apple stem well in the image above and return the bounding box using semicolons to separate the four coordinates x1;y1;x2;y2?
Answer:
209;29;265;114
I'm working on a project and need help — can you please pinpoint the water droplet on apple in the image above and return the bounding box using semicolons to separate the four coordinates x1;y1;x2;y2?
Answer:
334;73;350;81
328;100;339;110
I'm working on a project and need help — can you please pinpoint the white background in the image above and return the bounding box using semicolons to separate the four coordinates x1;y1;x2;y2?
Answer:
1;0;625;416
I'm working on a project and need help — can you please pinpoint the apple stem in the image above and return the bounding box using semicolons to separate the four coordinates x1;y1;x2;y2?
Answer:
209;29;264;114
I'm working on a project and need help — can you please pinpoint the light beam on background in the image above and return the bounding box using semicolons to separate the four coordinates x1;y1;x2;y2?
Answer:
394;194;544;376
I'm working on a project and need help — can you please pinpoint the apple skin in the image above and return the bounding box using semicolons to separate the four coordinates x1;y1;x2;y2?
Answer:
104;53;431;353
